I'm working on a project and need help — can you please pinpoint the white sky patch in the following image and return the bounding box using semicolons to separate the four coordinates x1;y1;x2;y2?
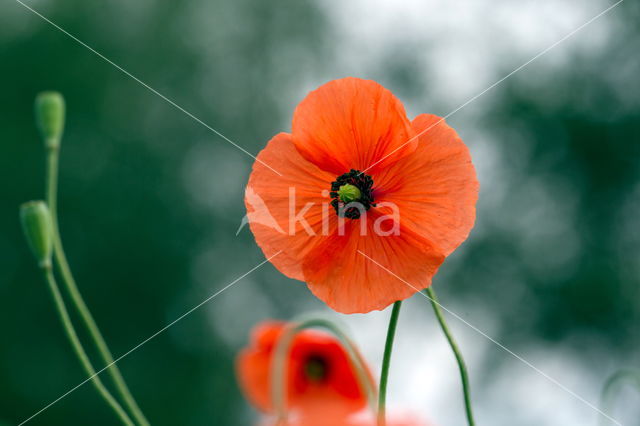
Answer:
319;0;615;111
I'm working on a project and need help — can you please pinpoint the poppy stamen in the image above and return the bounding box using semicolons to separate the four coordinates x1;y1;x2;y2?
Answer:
329;169;375;219
303;354;329;382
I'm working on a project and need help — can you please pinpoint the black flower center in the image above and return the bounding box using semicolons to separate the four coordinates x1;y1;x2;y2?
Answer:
329;169;375;219
303;354;329;382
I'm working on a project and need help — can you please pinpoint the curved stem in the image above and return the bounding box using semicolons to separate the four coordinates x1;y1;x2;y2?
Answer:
599;368;640;426
271;318;378;424
377;301;402;426
424;287;475;426
46;147;149;426
42;266;134;426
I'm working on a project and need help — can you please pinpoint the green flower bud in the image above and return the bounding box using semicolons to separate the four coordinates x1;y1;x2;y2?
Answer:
337;184;361;203
20;201;53;269
34;91;65;149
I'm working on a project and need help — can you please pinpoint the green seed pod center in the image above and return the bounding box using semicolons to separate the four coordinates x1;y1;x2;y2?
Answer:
337;184;361;203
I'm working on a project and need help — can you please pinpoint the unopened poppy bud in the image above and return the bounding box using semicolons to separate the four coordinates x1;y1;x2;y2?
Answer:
20;201;53;269
34;91;65;149
337;184;361;203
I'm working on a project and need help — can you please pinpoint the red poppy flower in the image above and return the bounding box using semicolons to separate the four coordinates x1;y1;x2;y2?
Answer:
236;321;371;418
246;77;478;313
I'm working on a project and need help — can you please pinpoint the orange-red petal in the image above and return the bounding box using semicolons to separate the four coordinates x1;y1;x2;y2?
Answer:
245;133;336;281
292;78;417;175
303;214;445;314
375;114;478;256
237;321;284;412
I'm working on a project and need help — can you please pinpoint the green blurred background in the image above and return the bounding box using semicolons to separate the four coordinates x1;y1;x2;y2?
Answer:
1;0;638;425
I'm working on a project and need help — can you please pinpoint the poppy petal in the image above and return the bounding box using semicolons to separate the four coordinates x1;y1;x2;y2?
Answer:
289;334;369;414
292;78;417;175
303;215;445;314
245;133;336;281
237;321;286;412
375;114;479;256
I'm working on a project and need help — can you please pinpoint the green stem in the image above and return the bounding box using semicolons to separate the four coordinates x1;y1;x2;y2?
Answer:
42;266;134;426
46;146;149;426
271;318;378;424
424;287;475;426
599;368;640;426
377;301;402;426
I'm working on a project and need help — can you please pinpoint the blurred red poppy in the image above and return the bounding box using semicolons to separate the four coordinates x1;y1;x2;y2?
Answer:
236;321;371;419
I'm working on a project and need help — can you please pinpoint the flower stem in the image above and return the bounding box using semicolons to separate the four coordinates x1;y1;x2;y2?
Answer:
271;318;378;423
424;287;475;426
41;266;134;426
378;301;402;426
599;368;640;426
45;146;149;426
